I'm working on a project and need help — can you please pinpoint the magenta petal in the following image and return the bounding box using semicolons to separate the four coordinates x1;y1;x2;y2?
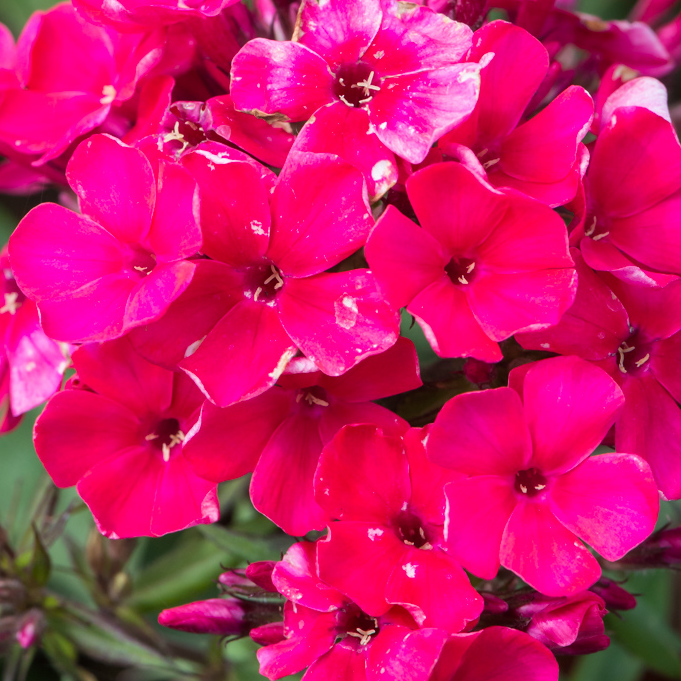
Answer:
67;135;155;244
500;86;593;183
278;270;399;376
5;302;65;414
443;476;515;580
653;331;681;403
297;0;381;69
180;300;297;408
315;424;410;523
184;388;292;483
469;268;577;341
181;153;271;267
251;411;327;535
34;391;140;488
370;64;480;164
428;388;531;475
72;337;173;416
317;521;405;616
519;356;625;475
616;374;681;500
268;152;373;278
9;203;124;300
550;453;658;561
386;547;483;631
272;542;347;613
500;502;602;597
293;103;397;201
365;205;448;309
304;641;367;681
230;39;334;121
318;401;409;445
124;261;195;330
407;163;505;254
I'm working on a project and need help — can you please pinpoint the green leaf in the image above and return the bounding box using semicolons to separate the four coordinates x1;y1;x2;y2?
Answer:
567;641;644;681
29;524;51;586
606;603;681;679
196;523;288;563
41;630;79;678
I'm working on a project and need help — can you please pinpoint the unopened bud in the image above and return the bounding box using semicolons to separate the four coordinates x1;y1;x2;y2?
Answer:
480;592;509;614
618;526;681;568
250;621;285;646
15;609;44;649
159;599;249;636
590;578;636;611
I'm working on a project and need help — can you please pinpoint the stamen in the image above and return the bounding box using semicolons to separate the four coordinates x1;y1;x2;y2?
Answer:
585;217;597;237
145;433;159;441
339;94;353;108
253;287;263;302
617;347;628;374
592;231;610;241
351;71;381;98
457;275;469;285
162;443;171;462
305;393;329;407
169;430;185;447
0;292;20;315
635;353;650;368
466;262;476;274
347;628;376;646
133;265;149;273
483;158;500;169
534;483;546;491
100;84;116;105
163;121;190;155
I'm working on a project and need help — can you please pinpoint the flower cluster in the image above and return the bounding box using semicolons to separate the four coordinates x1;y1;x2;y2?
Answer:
2;0;681;677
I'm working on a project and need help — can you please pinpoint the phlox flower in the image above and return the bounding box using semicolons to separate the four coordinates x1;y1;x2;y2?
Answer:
428;355;659;596
365;161;576;362
518;250;681;500
438;21;593;208
230;0;481;164
182;339;420;536
9;133;202;343
33;336;217;538
0;249;66;434
315;424;483;631
0;3;164;164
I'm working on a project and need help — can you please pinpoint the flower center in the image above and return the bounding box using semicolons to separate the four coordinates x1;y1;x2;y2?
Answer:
1;269;25;316
342;606;379;647
514;468;548;497
334;61;382;108
395;510;433;550
126;245;157;277
296;386;330;408
445;257;477;286
616;332;653;375
584;214;610;242
245;263;285;304
145;417;185;462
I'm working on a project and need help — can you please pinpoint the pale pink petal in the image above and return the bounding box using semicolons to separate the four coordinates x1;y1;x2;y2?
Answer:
296;0;381;69
317;521;405;616
180;300;297;408
268;152;373;278
386;547;483;630
251;411;327;535
443;476;516;580
518;356;625;475
500;501;602;597
34;391;140;488
314;424;410;524
67;135;155;244
408;278;502;362
428;388;531;475
183;388;293;482
278;270;399;377
549;453;658;561
365;205;448;309
370;63;480;164
230;39;334;121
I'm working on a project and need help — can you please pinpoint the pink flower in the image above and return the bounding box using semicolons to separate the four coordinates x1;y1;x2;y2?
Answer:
439;21;593;208
428;355;659;596
365;161;576;362
140;149;398;408
183;339;420;536
9;134;202;343
33;336;218;538
230;0;480;163
517;250;681;499
0;3;164;164
315;424;483;631
0;249;66;434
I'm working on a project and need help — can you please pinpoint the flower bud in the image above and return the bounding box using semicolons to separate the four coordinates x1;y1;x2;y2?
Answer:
15;609;44;649
159;599;249;635
590;578;637;611
618;526;681;568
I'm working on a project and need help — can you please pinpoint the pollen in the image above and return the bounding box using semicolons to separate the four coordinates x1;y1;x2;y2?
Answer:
100;84;117;105
352;71;381;98
0;292;20;315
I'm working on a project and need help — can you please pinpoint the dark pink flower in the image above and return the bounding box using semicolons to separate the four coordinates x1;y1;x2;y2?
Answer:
315;424;483;631
147;149;399;408
517;250;681;499
365;162;576;362
183;339;420;535
0;249;66;434
159;599;251;635
428;355;659;596
0;3;164;164
439;21;593;208
33;336;217;538
9;134;201;343
230;0;480;163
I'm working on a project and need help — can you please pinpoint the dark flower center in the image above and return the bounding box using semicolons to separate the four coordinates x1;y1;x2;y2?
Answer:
616;330;653;376
334;61;382;108
445;257;477;286
145;417;185;462
514;468;548;497
245;263;285;304
341;605;379;647
296;386;330;409
127;245;157;277
1;272;25;315
394;510;432;549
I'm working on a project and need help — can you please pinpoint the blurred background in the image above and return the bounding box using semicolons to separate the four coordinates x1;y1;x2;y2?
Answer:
1;0;681;679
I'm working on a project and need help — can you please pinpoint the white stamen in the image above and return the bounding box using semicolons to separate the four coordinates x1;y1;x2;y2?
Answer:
338;94;353;108
466;262;476;273
534;483;546;491
145;433;159;441
458;275;469;285
617;347;628;374
584;217;597;237
635;353;650;368
519;484;528;494
483;158;500;169
253;286;263;302
305;393;329;407
0;292;20;315
592;231;610;241
163;121;190;155
100;84;117;105
162;443;171;462
133;265;148;273
351;71;381;98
